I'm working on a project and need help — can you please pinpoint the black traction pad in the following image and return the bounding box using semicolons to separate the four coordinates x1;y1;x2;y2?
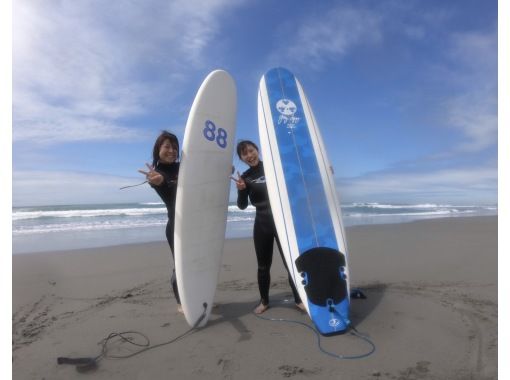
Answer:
295;247;347;306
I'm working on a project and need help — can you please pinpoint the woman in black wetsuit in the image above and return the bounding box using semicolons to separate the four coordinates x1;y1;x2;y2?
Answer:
232;140;305;314
139;131;182;313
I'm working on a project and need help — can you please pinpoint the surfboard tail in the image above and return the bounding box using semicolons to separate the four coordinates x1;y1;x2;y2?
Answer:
295;247;350;335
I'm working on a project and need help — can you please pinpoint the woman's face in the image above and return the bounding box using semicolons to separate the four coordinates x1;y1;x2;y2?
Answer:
240;144;260;167
159;139;178;164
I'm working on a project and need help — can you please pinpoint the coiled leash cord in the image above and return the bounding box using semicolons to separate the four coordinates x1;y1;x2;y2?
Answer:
57;303;208;373
252;302;376;360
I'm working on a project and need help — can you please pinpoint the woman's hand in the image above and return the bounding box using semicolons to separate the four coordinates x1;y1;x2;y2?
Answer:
138;163;164;186
230;171;246;190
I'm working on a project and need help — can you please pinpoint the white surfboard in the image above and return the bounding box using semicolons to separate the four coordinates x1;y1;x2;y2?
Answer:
174;70;237;327
258;67;350;335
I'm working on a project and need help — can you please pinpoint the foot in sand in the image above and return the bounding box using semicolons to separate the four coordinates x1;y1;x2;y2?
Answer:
254;303;269;314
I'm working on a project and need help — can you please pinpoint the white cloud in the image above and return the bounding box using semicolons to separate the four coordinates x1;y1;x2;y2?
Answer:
13;170;160;206
449;30;497;74
446;91;497;153
339;165;497;204
443;29;498;153
13;0;242;145
269;6;382;70
270;4;497;156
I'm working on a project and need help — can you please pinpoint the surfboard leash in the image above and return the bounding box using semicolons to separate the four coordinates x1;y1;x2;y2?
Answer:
252;302;376;360
119;180;148;190
57;303;208;373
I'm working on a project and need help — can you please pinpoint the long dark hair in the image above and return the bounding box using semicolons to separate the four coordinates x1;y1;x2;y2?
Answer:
152;131;180;166
236;140;259;159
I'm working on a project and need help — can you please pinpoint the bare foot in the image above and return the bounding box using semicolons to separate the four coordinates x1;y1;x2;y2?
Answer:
177;304;184;314
296;303;306;312
254;303;269;314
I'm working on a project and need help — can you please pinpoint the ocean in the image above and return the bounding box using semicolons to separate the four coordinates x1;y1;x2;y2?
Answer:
12;202;497;254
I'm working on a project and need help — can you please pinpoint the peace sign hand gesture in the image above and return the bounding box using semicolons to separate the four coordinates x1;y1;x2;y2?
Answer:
230;171;246;190
138;163;164;186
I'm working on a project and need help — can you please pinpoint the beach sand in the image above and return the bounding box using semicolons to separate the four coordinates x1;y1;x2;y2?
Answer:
12;216;497;379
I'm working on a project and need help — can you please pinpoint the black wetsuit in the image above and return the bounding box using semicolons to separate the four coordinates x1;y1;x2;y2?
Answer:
151;161;181;304
237;161;301;306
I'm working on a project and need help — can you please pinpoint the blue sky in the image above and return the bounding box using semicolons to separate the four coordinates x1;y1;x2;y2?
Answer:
11;0;498;206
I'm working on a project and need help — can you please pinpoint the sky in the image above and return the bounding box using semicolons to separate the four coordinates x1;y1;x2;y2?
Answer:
11;0;498;207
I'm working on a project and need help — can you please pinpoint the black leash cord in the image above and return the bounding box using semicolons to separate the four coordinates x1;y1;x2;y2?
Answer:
119;180;148;190
57;303;208;372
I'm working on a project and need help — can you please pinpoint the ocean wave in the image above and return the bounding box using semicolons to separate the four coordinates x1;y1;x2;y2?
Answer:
227;216;255;223
345;202;453;209
227;205;256;212
345;203;497;211
345;209;476;218
12;207;168;220
13;214;255;234
13;219;168;234
14;204;256;221
12;203;496;238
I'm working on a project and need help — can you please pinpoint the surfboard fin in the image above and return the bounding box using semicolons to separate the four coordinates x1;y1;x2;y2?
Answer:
350;288;367;299
192;302;208;328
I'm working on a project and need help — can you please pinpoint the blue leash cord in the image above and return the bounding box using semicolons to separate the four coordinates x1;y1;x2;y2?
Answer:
253;307;376;360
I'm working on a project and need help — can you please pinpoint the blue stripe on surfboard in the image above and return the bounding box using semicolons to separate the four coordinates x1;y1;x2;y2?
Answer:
264;67;338;252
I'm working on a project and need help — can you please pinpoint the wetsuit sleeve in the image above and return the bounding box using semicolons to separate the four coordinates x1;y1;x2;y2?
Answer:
149;164;178;219
237;188;249;210
149;171;176;208
149;171;176;189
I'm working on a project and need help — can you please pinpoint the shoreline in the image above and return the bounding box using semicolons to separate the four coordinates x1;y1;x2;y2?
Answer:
13;215;497;379
13;214;497;256
13;203;497;254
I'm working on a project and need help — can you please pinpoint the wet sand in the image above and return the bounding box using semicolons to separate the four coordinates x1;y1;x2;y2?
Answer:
12;216;497;379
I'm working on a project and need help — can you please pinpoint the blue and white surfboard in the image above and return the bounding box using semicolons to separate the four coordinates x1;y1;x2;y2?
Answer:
258;67;350;335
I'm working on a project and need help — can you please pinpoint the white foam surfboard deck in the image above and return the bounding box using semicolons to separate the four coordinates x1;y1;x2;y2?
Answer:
258;67;350;335
175;70;237;327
